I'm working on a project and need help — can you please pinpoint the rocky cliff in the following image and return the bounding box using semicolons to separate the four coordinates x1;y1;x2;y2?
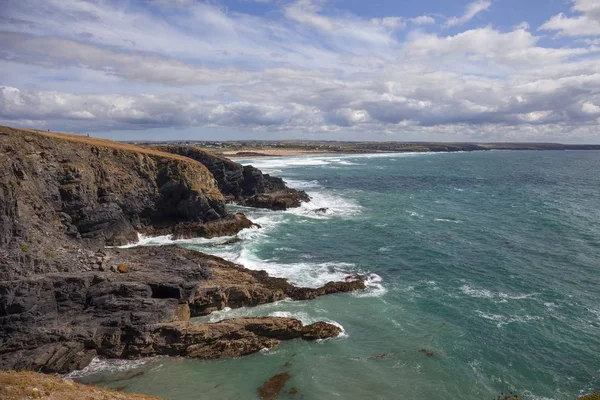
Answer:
0;126;254;280
0;126;363;374
156;146;310;210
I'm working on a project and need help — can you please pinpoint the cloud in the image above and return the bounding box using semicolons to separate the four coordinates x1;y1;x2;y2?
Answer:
0;32;255;86
411;15;436;25
445;0;491;28
404;27;593;66
0;0;599;142
540;0;600;37
283;0;400;45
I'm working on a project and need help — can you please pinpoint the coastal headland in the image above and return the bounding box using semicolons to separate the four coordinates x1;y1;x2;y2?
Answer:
0;125;364;376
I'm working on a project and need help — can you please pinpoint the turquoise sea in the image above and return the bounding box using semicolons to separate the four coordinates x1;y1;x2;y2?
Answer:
75;150;600;400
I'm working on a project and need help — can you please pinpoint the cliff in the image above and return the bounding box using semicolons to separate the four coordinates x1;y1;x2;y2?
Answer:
0;126;363;374
155;146;310;210
0;126;257;280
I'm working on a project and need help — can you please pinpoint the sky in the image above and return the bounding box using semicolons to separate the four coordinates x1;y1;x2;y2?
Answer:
1;0;600;142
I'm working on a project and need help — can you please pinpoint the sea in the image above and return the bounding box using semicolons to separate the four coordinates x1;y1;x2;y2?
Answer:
71;150;600;400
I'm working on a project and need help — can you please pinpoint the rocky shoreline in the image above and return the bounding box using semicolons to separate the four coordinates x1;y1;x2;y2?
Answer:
0;126;364;375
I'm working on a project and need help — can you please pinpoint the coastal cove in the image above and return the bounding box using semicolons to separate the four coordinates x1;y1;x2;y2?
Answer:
76;150;600;400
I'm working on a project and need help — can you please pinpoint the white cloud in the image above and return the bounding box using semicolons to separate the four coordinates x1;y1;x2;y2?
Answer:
582;102;600;114
445;0;491;28
540;0;600;36
404;27;592;65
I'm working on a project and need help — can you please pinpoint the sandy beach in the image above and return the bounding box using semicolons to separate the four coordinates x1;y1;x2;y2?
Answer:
209;148;353;158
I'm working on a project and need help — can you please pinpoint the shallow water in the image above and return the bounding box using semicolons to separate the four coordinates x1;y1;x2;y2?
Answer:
78;150;600;400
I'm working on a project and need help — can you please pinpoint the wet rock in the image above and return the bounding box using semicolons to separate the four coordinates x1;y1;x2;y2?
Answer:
257;372;291;400
313;207;329;214
221;237;243;245
301;321;341;340
240;189;311;211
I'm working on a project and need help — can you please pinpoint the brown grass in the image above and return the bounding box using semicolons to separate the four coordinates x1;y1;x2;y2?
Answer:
0;125;200;166
0;371;165;400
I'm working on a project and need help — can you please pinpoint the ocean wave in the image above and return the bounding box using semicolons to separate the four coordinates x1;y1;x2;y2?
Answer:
116;232;243;249
287;189;363;219
238;152;438;173
64;357;155;379
354;273;387;298
234;248;356;288
284;178;322;189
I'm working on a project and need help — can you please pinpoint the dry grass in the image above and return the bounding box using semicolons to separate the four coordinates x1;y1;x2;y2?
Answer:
0;125;200;166
0;371;165;400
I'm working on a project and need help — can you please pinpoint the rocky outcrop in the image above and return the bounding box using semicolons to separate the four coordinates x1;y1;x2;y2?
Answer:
240;189;310;211
0;126;247;280
155;146;310;210
0;126;363;375
0;244;363;374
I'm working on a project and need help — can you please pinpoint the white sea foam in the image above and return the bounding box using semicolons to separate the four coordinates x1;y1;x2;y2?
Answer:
234;248;355;288
475;310;543;328
354;273;387;298
434;218;462;223
64;357;156;379
238;152;438;173
460;284;537;302
287;188;363;219
284;179;322;189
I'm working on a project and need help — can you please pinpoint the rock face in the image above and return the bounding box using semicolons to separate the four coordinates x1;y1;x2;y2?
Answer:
0;126;362;375
155;146;310;210
0;126;246;280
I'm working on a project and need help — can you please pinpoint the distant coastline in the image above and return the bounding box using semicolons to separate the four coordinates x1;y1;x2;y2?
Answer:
163;142;600;158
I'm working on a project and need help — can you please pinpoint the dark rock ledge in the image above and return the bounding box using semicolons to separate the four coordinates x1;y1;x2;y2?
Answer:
0;245;365;374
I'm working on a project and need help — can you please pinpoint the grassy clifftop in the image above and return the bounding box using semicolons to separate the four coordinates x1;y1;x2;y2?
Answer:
0;371;162;400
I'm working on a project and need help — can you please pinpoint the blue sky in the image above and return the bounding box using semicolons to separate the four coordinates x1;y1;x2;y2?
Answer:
1;0;600;142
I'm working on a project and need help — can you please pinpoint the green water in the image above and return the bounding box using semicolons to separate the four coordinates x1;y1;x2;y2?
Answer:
77;151;600;399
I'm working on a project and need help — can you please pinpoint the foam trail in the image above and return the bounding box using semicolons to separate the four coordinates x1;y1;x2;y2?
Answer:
64;357;155;379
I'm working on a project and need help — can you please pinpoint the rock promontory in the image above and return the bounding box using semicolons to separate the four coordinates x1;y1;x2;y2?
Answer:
155;146;310;210
0;126;363;375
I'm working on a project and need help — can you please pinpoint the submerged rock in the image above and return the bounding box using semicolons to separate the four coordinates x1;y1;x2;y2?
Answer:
257;372;291;400
418;349;436;357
